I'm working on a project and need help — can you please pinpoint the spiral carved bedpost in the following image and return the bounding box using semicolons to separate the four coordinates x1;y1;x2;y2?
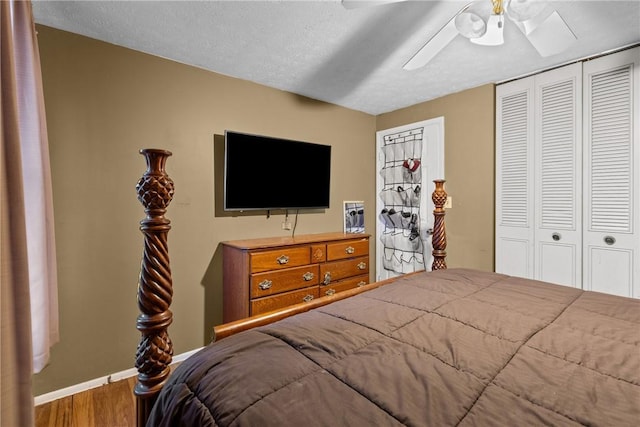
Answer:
134;149;175;426
431;179;447;270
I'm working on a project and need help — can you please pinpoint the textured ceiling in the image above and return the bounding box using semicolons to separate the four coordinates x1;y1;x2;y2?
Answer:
32;0;640;115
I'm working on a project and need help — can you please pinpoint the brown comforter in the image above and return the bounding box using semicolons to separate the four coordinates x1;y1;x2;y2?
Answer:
148;269;640;426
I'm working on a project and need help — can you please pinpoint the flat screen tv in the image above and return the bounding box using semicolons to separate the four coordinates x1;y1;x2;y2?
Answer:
224;131;332;211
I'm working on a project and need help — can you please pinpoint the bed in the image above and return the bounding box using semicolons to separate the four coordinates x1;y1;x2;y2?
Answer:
134;149;640;426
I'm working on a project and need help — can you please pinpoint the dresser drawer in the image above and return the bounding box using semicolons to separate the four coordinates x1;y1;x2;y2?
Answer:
326;239;369;261
319;273;369;297
251;265;320;298
319;256;369;284
250;246;311;273
251;286;320;316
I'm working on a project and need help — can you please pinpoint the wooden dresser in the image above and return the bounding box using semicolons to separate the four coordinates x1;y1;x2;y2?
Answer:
222;232;370;323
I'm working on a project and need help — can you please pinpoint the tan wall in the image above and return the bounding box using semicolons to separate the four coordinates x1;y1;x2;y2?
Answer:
35;25;496;395
376;84;496;271
35;25;376;395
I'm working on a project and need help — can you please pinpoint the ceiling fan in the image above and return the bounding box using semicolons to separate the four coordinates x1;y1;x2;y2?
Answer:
343;0;577;70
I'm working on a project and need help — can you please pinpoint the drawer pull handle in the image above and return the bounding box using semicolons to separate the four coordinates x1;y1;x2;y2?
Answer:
323;272;331;285
276;255;289;265
357;262;367;270
302;272;314;281
345;246;355;254
357;281;367;287
303;294;314;303
258;279;272;290
325;289;336;296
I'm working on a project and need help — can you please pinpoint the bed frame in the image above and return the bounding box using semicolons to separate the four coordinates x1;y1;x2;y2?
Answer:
133;149;448;426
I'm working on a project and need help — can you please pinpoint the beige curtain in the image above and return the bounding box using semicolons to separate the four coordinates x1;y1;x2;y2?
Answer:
1;0;58;425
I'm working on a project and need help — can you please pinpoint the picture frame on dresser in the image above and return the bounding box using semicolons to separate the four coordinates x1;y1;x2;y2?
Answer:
343;200;364;234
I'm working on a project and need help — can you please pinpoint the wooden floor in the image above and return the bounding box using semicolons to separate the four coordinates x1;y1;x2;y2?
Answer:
35;376;137;427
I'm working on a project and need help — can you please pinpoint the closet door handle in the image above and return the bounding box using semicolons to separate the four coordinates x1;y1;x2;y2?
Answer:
604;236;616;245
552;232;561;241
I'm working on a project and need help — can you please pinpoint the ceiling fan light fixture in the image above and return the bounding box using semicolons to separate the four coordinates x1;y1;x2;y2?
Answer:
506;0;547;22
470;13;504;46
455;11;486;39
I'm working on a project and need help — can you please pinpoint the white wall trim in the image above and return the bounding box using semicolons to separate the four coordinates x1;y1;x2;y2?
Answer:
34;347;203;406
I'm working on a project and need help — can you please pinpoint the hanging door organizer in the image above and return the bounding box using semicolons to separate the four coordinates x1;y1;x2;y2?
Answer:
378;128;426;274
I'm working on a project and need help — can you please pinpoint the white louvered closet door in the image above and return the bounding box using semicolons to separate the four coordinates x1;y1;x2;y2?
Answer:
583;47;640;297
534;63;582;287
496;78;534;278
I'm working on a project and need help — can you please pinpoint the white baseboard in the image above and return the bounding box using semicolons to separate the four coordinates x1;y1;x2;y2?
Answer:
34;347;203;406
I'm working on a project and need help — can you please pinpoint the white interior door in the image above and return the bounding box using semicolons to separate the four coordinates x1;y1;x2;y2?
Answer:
583;47;640;297
534;63;582;287
375;118;444;281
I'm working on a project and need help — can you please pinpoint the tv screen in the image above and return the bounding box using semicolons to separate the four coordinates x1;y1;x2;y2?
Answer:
224;131;331;211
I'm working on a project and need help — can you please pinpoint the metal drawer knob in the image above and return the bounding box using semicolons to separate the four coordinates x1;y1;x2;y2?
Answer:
276;254;289;265
323;272;331;285
302;272;314;281
357;262;367;270
345;246;355;254
258;279;272;290
325;289;336;296
552;233;561;241
604;236;616;245
303;294;314;303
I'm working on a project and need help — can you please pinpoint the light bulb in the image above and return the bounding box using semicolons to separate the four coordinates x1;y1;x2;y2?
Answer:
455;11;487;39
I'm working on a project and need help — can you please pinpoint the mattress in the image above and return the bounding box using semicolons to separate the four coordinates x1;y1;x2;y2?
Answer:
148;268;640;426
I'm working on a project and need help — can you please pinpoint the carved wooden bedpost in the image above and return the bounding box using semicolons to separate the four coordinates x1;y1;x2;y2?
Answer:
431;179;447;270
134;149;174;426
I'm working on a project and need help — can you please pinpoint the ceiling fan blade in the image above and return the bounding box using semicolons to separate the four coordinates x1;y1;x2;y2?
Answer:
512;9;577;56
341;0;406;9
403;2;474;71
403;18;458;70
